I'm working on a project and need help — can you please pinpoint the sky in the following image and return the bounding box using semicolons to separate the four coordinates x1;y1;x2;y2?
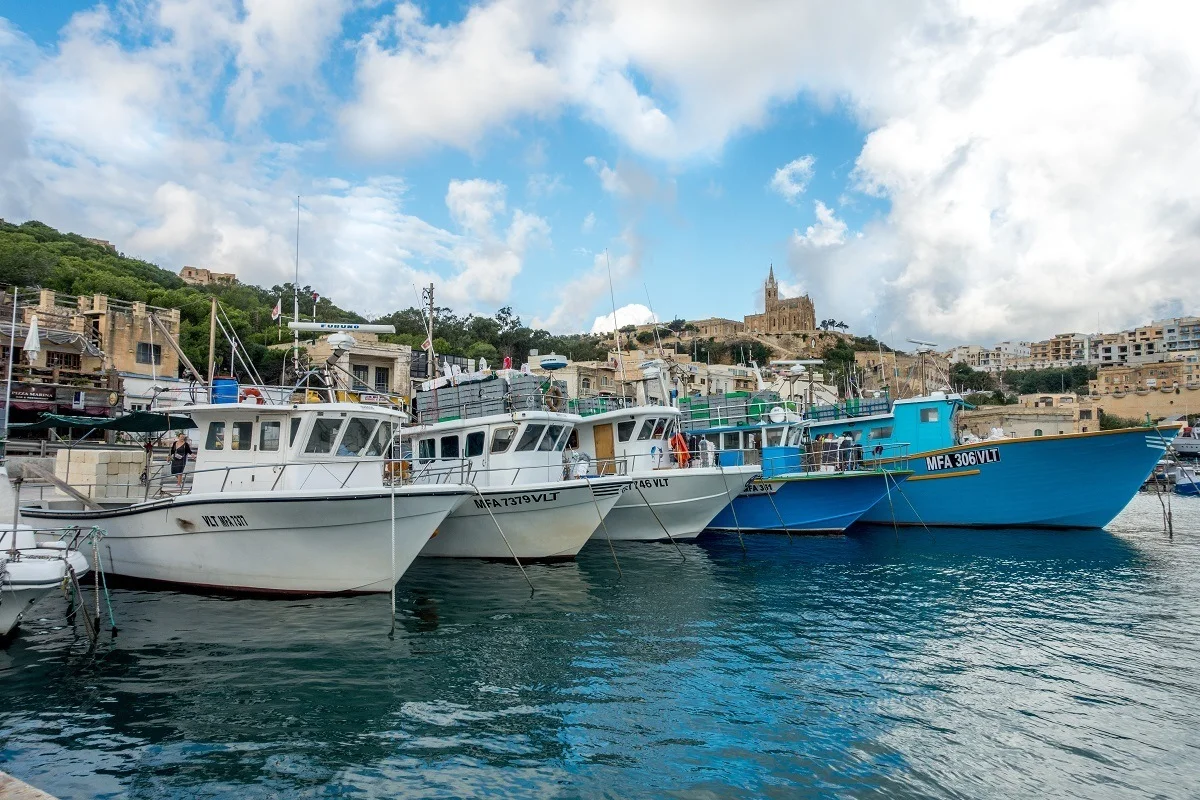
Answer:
0;1;1197;347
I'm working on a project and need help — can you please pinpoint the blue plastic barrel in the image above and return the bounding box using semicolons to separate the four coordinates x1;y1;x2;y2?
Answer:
212;376;239;404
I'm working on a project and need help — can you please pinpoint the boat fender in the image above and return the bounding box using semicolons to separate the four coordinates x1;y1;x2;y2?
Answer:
239;387;266;405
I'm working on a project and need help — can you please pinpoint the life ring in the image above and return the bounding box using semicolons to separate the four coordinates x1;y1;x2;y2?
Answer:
239;387;266;405
669;432;691;467
544;384;565;412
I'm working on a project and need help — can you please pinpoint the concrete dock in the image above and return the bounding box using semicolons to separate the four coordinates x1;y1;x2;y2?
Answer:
0;771;58;799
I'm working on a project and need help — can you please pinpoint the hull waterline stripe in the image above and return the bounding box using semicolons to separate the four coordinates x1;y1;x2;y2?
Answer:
907;469;981;482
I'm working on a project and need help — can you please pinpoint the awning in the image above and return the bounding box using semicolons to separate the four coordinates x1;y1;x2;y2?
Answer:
9;410;197;432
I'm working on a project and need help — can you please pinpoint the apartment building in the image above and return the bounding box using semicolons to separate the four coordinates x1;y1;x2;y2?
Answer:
1161;316;1200;352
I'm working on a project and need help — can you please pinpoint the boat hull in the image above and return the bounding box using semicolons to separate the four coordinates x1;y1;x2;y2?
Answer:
707;471;906;533
421;477;630;559
859;426;1178;528
20;487;468;595
593;466;760;541
0;545;91;636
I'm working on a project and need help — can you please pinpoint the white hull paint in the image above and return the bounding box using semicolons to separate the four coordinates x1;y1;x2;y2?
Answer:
0;538;90;636
421;476;631;559
21;487;468;595
591;466;761;542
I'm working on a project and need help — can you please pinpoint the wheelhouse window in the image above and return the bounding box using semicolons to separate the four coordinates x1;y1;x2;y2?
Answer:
440;436;460;459
417;439;435;462
920;408;939;423
765;427;783;447
339;418;377;457
230;421;253;451
466;431;485;458
365;422;394;457
205;421;226;450
304;417;344;454
260;421;281;452
491;426;517;453
651;419;669;439
290;418;301;446
554;427;571;451
539;425;564;452
868;426;894;440
617;420;636;442
515;424;545;451
636;419;658;441
722;432;741;451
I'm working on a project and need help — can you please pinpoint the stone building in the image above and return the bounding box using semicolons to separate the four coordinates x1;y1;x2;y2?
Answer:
743;266;816;335
180;266;236;287
303;332;413;399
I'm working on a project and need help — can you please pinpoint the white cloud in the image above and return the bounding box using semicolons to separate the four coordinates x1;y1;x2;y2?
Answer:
591;303;656;334
770;156;815;204
533;228;643;332
341;1;565;156
791;201;847;249
581;211;596;232
0;8;546;319
526;172;564;198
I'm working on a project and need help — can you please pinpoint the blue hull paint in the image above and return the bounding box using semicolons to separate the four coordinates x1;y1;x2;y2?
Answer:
859;427;1176;528
709;471;906;533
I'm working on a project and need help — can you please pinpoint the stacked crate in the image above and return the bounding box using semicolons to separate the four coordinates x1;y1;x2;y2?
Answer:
55;448;145;499
413;374;567;423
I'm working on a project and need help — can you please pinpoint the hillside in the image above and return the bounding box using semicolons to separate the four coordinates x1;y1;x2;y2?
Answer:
0;220;608;382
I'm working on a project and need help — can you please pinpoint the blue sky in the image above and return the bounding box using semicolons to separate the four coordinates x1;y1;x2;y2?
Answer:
0;1;1195;344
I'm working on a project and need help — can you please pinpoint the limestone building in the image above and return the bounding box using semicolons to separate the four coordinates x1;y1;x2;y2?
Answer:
743;266;816;335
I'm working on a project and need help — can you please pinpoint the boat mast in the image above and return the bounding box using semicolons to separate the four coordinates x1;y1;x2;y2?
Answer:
3;287;17;461
207;295;217;393
605;249;628;391
423;283;435;378
292;196;301;378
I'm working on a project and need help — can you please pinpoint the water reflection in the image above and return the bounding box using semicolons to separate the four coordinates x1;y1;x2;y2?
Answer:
0;494;1197;799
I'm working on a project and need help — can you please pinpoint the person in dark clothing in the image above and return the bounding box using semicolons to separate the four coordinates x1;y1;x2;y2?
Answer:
169;431;193;488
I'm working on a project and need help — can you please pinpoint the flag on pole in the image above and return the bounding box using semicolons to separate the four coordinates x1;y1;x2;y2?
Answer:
311;291;319;303
271;297;282;321
420;337;432;351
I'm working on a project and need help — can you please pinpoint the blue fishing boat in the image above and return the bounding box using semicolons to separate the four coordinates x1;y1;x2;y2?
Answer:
801;392;1179;529
677;395;911;533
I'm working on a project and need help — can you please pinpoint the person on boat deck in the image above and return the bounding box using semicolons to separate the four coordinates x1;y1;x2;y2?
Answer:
169;431;193;488
838;431;854;471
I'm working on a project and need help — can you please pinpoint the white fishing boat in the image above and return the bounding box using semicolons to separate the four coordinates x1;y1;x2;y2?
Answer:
1173;423;1200;457
20;403;471;594
0;467;90;637
404;370;631;560
570;404;760;541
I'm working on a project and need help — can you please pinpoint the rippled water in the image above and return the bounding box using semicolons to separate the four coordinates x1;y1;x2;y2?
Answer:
1;493;1199;799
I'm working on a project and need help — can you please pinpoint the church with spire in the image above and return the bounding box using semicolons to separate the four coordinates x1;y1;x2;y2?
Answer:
743;264;817;335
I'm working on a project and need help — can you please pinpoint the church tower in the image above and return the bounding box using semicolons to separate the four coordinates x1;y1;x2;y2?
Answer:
764;264;779;309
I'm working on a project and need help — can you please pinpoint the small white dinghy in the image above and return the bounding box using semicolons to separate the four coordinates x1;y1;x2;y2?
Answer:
0;526;90;637
0;467;90;637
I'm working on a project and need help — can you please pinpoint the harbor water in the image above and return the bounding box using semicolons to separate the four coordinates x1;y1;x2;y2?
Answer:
1;493;1198;799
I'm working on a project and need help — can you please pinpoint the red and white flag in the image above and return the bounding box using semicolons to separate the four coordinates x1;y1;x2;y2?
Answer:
271;297;282;321
420;337;432;351
311;291;319;303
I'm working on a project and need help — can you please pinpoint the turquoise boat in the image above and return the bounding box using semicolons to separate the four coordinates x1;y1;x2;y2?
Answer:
679;395;911;533
802;392;1178;529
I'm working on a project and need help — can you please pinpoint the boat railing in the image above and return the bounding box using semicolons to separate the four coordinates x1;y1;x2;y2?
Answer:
675;442;910;477
412;389;569;425
677;392;893;432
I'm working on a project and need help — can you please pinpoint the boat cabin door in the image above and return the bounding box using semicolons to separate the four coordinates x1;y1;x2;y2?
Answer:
593;423;616;475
